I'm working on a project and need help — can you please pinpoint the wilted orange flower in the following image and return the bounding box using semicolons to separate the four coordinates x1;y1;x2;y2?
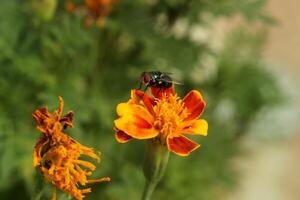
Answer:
65;0;115;27
114;86;208;156
33;97;110;200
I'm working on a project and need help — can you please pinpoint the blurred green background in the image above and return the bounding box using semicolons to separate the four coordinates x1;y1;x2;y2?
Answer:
1;0;296;199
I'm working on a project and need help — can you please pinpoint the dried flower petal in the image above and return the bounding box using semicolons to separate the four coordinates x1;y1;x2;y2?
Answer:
33;97;110;200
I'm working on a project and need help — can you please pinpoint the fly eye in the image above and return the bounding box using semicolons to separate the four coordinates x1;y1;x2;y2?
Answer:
144;75;151;83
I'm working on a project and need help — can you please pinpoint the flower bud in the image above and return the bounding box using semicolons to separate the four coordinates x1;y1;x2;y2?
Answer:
143;138;169;184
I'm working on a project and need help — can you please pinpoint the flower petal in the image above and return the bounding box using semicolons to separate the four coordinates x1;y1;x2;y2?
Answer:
128;90;139;104
114;117;158;139
150;85;175;99
116;103;154;124
115;129;132;143
133;89;155;114
60;111;74;129
167;135;200;156
115;103;158;139
181;119;208;136
183;90;206;121
33;137;49;166
32;107;51;126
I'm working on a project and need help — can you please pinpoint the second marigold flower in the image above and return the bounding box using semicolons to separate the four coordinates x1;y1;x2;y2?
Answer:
65;0;115;27
114;86;208;156
33;97;110;200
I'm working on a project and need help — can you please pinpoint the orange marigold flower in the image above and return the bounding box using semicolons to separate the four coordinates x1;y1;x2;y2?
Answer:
33;97;110;200
65;0;115;27
114;86;208;156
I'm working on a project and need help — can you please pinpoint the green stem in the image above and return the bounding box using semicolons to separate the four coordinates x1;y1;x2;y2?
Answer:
141;139;170;200
141;180;158;200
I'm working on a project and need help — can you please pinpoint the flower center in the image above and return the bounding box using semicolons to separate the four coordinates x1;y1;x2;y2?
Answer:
153;94;189;140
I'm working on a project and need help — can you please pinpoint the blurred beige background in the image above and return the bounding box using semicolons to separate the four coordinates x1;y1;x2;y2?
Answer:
228;0;300;199
265;0;300;78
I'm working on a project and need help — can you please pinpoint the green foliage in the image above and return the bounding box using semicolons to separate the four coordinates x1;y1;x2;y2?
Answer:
0;0;281;199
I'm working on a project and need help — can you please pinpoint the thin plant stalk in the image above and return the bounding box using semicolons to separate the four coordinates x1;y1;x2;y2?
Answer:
141;139;169;200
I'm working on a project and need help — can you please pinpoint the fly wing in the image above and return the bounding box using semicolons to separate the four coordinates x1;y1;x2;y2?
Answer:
161;73;183;85
172;80;184;85
163;79;184;85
